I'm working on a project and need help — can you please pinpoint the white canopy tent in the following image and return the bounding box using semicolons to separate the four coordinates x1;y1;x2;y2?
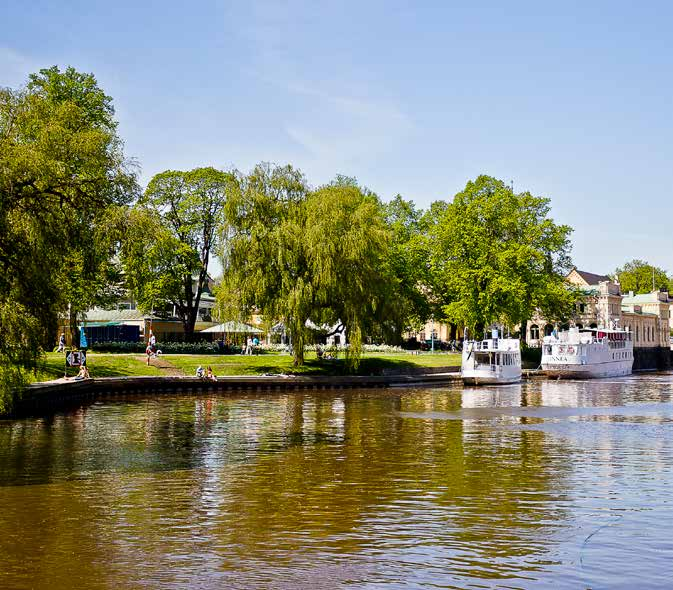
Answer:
200;321;263;334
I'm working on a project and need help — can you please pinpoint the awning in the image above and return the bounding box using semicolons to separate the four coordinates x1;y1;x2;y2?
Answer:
200;321;263;334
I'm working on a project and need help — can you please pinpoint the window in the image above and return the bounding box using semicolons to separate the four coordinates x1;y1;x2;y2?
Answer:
530;324;540;340
579;303;585;313
475;353;490;364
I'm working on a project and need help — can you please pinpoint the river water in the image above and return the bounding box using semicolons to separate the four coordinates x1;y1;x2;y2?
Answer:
1;374;672;589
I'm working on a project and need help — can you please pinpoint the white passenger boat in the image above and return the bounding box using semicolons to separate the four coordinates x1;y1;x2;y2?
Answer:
541;326;633;379
461;330;522;385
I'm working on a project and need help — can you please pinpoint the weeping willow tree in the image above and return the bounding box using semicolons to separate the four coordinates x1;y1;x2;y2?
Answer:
219;163;311;364
304;177;392;370
219;166;395;370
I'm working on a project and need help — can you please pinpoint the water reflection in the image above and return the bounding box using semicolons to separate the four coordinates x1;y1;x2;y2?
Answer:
0;375;672;588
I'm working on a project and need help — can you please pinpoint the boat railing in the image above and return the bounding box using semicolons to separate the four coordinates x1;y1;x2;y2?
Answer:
466;339;519;352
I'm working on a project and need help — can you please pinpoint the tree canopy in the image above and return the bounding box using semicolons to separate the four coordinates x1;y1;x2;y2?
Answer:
121;167;234;338
428;175;574;336
382;195;433;337
0;66;136;409
219;165;400;369
613;259;671;294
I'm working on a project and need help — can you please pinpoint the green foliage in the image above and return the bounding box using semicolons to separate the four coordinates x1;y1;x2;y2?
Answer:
382;195;433;338
0;65;136;410
613;259;671;294
121;167;233;338
220;164;400;371
304;181;393;370
88;340;225;354
428;175;574;333
219;163;311;365
520;342;542;367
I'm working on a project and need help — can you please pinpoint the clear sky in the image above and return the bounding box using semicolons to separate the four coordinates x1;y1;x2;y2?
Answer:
3;0;672;275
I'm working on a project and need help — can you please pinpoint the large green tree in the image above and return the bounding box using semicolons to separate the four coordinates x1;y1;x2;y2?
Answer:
382;195;433;340
219;163;311;364
122;167;233;339
613;259;671;294
303;178;393;367
220;165;397;369
0;66;136;409
429;175;574;338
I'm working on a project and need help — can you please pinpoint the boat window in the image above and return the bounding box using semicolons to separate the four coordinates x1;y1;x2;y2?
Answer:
475;353;490;364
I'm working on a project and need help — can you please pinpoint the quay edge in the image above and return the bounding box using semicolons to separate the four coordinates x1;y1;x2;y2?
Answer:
11;372;465;417
9;366;666;417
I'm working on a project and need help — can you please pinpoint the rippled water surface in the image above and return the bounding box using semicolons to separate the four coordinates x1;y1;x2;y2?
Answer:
2;374;673;589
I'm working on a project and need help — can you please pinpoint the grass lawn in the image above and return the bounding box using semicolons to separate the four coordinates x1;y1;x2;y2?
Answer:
161;351;461;377
35;350;461;381
36;352;164;382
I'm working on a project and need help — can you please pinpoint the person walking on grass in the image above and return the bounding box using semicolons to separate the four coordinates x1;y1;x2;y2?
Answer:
57;333;66;353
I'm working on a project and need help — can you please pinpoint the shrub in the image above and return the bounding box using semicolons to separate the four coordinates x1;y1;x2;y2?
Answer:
88;341;235;354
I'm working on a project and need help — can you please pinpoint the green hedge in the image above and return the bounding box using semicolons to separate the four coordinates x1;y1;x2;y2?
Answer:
88;341;244;354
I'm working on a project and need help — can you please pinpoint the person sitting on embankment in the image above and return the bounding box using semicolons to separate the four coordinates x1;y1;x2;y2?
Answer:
73;365;90;380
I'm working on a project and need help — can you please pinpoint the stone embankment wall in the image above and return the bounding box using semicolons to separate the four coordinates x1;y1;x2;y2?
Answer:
633;347;671;371
11;372;461;417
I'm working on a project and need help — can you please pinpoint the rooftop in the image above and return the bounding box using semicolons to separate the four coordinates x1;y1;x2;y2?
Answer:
574;269;611;285
622;292;668;305
83;309;152;322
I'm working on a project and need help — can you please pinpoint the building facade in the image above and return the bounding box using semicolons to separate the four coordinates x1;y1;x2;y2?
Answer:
528;269;671;370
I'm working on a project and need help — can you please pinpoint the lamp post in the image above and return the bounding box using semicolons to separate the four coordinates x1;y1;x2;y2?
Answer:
431;316;435;353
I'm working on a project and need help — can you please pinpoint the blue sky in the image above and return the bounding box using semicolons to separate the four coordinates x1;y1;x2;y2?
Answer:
3;0;672;274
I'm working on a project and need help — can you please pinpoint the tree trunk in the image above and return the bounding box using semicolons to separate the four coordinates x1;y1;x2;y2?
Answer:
520;320;528;344
69;307;79;349
289;317;305;366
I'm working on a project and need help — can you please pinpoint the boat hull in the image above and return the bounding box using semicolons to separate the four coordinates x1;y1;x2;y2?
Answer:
541;359;633;379
461;369;521;385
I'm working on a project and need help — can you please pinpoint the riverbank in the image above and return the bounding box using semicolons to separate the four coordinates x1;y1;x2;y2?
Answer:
13;372;461;417
4;351;463;417
32;351;463;381
11;367;557;418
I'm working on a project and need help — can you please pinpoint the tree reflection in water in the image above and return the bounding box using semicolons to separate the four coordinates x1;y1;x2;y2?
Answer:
0;378;671;588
